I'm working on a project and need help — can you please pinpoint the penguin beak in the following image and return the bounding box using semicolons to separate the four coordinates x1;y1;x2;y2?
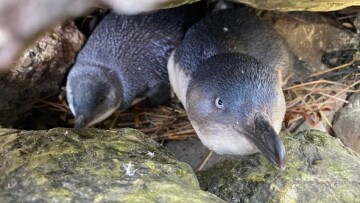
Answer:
235;113;286;170
74;115;88;129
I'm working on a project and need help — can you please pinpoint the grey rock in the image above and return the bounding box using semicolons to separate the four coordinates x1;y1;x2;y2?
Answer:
165;138;226;170
0;0;96;71
0;0;198;71
262;12;359;76
197;130;360;203
354;11;360;33
293;117;327;134
232;0;360;12
0;128;225;202
2;0;360;71
0;22;85;128
333;92;360;154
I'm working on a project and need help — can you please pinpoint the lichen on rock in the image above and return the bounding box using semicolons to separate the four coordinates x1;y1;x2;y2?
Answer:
0;128;225;202
197;130;360;203
237;0;360;11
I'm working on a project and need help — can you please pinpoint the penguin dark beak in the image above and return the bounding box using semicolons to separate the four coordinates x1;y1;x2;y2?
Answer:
74;115;87;129
235;113;286;170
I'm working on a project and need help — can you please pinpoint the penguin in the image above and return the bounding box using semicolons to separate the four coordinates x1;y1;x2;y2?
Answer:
167;8;290;170
66;3;205;128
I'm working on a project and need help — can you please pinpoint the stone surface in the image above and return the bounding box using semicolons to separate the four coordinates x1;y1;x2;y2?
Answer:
293;117;327;134
0;22;84;128
238;0;360;12
2;0;360;71
354;11;360;33
0;0;96;71
0;0;199;71
262;12;359;75
0;128;225;202
333;92;360;154
165;138;226;170
197;130;360;203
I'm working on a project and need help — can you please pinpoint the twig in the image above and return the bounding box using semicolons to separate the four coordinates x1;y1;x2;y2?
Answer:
309;60;355;77
197;151;213;171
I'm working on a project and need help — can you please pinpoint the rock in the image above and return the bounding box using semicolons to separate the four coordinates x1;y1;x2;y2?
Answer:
0;0;199;71
197;130;360;203
333;92;360;154
262;12;359;75
0;128;225;202
0;0;96;71
236;0;360;12
2;0;360;71
353;11;360;33
165;138;226;170
0;22;84;128
292;117;327;134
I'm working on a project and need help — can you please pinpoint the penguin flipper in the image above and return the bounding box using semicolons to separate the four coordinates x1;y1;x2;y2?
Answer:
147;81;171;105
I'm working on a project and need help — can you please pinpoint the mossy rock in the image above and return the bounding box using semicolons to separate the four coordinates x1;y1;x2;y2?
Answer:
225;0;360;11
139;0;360;12
0;128;225;202
197;130;360;203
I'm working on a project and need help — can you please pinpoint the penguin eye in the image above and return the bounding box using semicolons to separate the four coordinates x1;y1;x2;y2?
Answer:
215;97;224;109
98;97;105;104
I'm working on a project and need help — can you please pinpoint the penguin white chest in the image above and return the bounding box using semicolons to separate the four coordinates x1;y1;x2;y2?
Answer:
191;122;259;155
167;51;191;106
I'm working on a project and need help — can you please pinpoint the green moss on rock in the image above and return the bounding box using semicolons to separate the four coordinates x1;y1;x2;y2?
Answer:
234;0;360;11
197;130;360;203
0;128;225;202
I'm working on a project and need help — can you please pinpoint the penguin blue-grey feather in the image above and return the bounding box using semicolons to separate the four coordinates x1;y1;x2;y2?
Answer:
66;3;205;128
168;8;289;170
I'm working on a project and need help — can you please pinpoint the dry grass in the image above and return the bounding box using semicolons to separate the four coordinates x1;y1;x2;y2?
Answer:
34;91;197;141
283;62;360;132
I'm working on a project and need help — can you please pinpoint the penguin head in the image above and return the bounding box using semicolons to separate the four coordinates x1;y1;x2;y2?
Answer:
66;66;122;128
186;53;286;170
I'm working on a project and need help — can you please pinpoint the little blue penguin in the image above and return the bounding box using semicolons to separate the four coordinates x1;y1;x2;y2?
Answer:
168;8;290;170
66;3;205;128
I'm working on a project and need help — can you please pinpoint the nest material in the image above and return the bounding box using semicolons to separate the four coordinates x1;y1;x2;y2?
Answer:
283;61;360;132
